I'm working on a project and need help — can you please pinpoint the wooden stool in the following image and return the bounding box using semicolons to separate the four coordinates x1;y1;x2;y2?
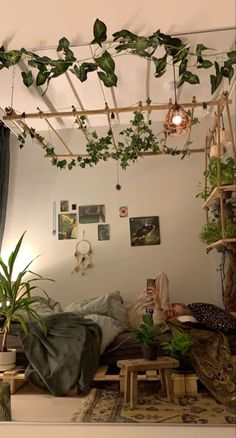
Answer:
117;357;179;409
0;367;26;394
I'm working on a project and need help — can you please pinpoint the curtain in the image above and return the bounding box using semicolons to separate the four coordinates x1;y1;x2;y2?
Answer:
0;122;10;251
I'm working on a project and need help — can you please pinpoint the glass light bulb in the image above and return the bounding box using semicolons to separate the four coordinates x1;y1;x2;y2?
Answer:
172;114;182;125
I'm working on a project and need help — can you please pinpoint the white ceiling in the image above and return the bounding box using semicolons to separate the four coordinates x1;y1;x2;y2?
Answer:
0;0;235;136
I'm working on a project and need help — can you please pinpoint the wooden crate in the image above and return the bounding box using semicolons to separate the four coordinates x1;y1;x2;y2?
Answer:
0;367;26;394
172;372;198;396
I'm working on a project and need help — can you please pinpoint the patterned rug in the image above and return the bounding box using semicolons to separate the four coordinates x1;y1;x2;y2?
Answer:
72;382;236;424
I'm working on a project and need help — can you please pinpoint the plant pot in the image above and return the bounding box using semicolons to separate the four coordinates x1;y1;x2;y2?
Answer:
141;343;157;360
0;349;16;372
174;356;195;374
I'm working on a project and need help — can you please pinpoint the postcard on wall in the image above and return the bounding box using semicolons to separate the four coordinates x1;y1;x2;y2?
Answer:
71;203;77;210
98;224;110;241
119;206;128;217
60;200;69;212
58;213;77;240
79;204;105;224
129;216;160;246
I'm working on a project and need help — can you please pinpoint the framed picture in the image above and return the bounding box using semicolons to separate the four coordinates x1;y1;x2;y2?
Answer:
60;200;69;212
129;216;160;246
79;204;105;224
58;213;77;240
98;224;110;241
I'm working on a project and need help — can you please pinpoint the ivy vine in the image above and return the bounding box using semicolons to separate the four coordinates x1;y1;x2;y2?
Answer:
0;19;235;94
18;109;198;170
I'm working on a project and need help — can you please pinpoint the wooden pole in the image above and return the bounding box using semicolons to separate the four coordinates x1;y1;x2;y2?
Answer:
37;108;73;156
3;96;232;121
225;103;236;162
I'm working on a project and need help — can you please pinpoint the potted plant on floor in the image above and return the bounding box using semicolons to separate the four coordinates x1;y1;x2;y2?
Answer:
161;332;195;373
0;232;52;371
132;312;162;360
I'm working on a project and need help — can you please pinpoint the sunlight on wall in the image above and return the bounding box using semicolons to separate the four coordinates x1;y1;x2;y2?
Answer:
0;242;36;281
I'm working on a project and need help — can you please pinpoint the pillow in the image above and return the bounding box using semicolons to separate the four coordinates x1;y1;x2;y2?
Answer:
64;291;129;328
83;314;124;354
17;296;62;319
188;303;236;333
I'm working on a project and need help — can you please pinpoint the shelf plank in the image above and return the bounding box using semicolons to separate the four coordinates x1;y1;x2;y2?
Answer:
203;184;236;209
206;238;236;253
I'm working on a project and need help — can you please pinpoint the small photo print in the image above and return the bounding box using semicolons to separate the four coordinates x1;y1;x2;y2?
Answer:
79;204;105;224
129;216;160;246
72;204;77;211
98;224;110;241
58;213;77;240
119;206;128;217
60;200;69;212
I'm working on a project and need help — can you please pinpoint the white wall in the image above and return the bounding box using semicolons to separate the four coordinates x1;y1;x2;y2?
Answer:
2;120;223;309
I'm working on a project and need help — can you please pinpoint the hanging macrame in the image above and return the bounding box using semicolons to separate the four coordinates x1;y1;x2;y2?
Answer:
72;232;93;275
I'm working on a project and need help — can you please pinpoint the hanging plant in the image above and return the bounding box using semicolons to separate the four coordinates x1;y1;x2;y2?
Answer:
17;109;198;170
0;19;235;94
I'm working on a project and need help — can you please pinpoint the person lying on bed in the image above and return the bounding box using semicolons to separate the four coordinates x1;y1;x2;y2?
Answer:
128;272;236;334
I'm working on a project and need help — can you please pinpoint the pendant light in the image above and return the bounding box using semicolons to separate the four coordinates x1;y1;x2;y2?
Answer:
164;63;191;136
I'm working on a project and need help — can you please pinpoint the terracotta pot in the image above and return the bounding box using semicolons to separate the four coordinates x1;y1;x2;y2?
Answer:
0;349;16;372
141;344;157;360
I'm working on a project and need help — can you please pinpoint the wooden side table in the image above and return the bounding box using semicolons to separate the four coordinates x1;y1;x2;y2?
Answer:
117;357;179;409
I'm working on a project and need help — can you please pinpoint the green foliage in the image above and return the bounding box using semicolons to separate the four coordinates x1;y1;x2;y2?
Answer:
196;157;236;199
17;109;196;170
200;218;236;244
0;19;235;94
162;333;195;359
0;232;54;352
132;313;162;345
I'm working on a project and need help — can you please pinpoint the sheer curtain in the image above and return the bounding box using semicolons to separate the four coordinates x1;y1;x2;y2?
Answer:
0;123;10;250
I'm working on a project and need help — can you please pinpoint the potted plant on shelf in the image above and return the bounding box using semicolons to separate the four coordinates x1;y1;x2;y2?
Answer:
132;312;162;360
0;232;52;371
162;332;195;373
200;218;236;245
196;157;236;200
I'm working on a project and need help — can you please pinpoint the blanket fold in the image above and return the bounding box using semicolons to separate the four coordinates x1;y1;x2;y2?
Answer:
20;312;102;396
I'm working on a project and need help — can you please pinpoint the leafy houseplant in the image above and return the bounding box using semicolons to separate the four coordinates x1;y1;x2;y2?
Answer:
162;332;195;373
196;157;236;200
132;313;161;360
200;218;236;245
0;232;52;370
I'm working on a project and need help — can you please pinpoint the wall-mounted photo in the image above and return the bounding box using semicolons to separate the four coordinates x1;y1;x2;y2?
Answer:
129;216;160;246
79;204;105;224
98;224;110;241
71;203;77;210
119;206;128;217
58;213;77;240
60;200;69;212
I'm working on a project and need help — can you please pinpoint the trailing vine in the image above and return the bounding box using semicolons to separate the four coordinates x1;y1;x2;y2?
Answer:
0;19;235;94
18;109;198;170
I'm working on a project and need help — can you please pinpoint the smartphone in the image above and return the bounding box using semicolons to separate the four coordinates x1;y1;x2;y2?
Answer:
146;278;155;293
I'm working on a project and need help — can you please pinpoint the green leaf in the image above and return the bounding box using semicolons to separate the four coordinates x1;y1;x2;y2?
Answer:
221;65;234;83
112;29;137;42
36;70;51;86
227;50;236;58
97;71;118;87
135;36;150;56
197;59;213;69
4;50;22;66
210;72;223;94
8;232;26;277
51;60;69;77
91;18;107;46
57;37;70;52
196;43;211;56
179;59;187;76
153;54;167;77
21;71;33;87
178;71;199;87
70;62;97;82
173;47;189;64
95;51;115;74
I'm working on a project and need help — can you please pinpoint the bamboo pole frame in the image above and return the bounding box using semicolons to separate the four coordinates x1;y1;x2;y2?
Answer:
3;96;232;122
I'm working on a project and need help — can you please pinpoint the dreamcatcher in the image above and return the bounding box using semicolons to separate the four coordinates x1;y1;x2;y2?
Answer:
72;231;93;275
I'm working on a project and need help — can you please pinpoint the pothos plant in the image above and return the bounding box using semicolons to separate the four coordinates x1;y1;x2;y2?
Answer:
0;19;235;94
17;109;197;170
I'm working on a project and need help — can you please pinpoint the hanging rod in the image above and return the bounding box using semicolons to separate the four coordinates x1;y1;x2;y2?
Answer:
29;26;236;52
3;96;232;121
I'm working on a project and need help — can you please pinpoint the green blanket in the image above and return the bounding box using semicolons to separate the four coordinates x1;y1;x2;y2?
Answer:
20;312;102;396
169;319;236;408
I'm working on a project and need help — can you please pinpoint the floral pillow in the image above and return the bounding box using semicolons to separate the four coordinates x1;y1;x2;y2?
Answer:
188;303;236;333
